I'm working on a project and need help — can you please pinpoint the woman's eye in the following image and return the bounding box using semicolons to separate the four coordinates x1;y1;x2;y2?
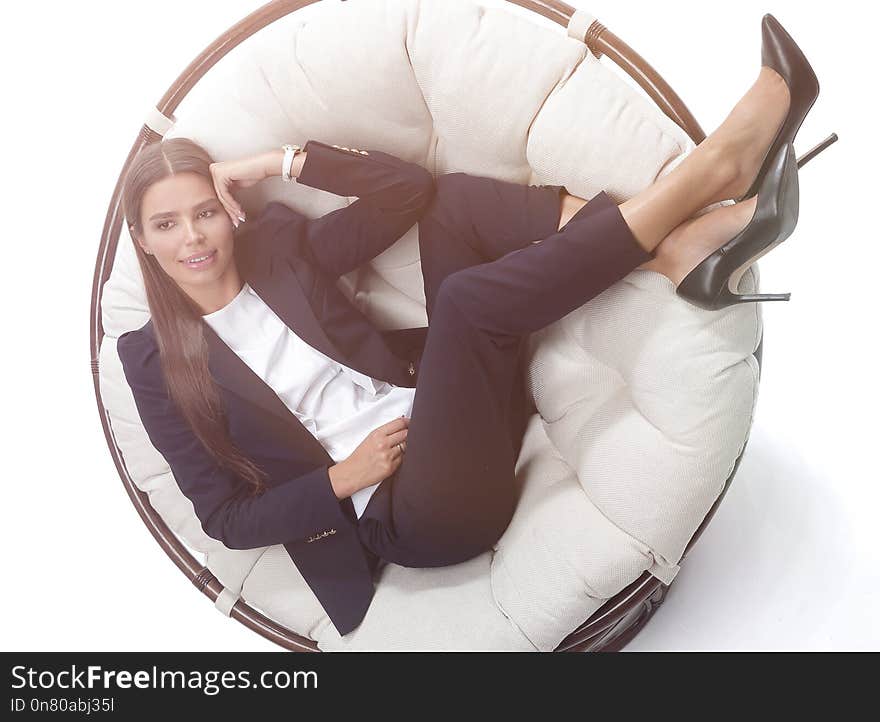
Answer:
157;209;213;231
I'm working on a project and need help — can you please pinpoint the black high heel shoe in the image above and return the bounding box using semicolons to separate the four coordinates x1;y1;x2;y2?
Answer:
735;13;826;203
675;133;837;311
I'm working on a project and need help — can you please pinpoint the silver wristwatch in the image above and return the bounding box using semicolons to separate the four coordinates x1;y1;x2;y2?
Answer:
281;144;303;182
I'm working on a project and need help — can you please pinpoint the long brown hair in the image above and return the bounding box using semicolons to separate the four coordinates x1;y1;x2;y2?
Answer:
121;137;268;494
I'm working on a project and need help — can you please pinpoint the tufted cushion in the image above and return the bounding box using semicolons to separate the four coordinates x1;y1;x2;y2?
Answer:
98;0;760;651
494;269;762;650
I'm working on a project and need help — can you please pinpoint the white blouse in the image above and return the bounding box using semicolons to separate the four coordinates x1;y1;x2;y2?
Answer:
202;282;416;519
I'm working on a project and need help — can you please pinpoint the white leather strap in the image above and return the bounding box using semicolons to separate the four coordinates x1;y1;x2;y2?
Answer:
144;106;176;136
281;144;304;182
566;9;598;43
213;587;239;617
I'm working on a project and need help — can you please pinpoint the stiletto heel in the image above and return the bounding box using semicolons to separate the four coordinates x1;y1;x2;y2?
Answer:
715;290;791;306
735;14;821;202
676;126;838;310
676;143;801;310
797;132;838;169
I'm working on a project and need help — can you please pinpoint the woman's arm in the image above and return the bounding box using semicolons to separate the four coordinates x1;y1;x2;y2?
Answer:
265;139;436;280
118;330;356;550
208;149;306;226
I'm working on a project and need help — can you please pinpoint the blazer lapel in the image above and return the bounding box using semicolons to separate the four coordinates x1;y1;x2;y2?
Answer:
202;322;292;425
202;255;344;435
203;319;357;518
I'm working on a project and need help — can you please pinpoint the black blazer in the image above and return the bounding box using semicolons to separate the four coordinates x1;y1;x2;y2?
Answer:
117;139;435;636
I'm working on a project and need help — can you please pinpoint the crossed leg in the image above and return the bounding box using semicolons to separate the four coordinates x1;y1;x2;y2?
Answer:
356;63;793;567
356;173;652;568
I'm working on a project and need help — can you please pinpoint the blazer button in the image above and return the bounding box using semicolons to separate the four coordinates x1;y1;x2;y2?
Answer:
408;361;415;376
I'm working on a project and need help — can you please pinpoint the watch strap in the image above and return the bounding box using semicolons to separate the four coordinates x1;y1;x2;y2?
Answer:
281;144;302;182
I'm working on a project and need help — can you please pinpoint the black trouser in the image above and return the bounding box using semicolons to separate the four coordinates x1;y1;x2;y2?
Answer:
357;172;653;567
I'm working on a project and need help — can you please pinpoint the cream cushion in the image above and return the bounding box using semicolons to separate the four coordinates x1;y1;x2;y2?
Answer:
98;0;761;651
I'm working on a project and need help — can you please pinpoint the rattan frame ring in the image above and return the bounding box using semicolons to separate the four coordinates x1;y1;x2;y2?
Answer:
90;0;763;652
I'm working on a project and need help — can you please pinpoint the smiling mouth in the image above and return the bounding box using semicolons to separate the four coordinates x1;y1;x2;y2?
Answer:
180;249;217;268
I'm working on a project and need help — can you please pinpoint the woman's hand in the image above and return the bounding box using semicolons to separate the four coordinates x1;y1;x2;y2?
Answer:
209;152;274;227
330;416;410;497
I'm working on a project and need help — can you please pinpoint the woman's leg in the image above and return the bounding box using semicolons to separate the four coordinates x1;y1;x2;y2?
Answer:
640;195;760;285
357;185;653;568
416;62;790;309
357;65;791;568
416;173;572;322
568;65;791;267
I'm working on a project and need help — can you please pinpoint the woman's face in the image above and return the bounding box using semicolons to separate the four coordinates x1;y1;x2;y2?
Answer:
134;172;238;303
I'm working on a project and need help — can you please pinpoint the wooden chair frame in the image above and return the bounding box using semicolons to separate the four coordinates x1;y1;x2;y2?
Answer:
89;0;762;652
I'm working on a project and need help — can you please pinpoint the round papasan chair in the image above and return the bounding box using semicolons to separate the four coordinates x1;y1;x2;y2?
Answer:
91;0;765;652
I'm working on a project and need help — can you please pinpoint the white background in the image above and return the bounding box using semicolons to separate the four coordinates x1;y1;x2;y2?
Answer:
3;0;877;652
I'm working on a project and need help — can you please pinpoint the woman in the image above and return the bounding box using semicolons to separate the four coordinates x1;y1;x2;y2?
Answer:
118;15;835;636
